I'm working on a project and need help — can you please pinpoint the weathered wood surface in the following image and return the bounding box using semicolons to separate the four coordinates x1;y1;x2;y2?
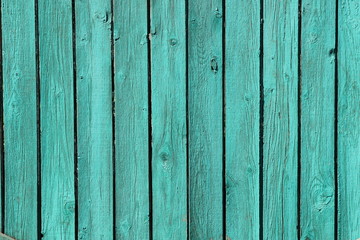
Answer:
38;0;75;238
338;0;360;239
150;0;188;239
75;0;114;239
188;0;223;239
2;0;38;239
113;0;150;239
263;0;299;239
1;0;360;239
300;0;336;239
225;0;260;239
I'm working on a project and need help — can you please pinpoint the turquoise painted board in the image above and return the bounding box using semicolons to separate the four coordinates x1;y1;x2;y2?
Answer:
38;0;75;238
188;0;223;239
263;0;299;239
150;0;188;239
338;0;360;239
113;0;150;239
75;0;114;239
2;0;38;239
225;0;260;239
300;0;336;239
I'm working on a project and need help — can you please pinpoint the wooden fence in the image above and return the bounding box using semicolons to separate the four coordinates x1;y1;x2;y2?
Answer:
0;0;359;239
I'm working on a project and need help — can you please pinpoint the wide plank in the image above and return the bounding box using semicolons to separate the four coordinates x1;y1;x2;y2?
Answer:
150;0;187;239
2;0;38;238
300;0;336;239
263;0;299;238
188;0;223;239
225;0;260;239
75;0;113;239
113;0;150;238
338;0;360;239
39;0;75;238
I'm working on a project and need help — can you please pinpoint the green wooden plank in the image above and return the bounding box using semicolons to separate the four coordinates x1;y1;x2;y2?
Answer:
2;0;38;238
114;0;150;239
225;0;260;239
39;0;75;238
150;0;187;239
188;1;223;239
338;0;360;239
263;0;299;239
75;0;113;239
300;0;336;239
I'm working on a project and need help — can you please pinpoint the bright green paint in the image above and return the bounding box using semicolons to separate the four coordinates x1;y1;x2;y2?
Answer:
150;0;187;239
263;0;299;239
300;0;336;239
2;0;38;238
113;0;150;239
338;0;360;239
75;0;113;239
39;0;75;239
188;1;223;239
225;0;260;239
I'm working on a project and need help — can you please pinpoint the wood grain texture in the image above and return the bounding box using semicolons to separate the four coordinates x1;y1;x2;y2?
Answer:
263;0;299;239
75;0;113;239
300;0;336;239
225;0;260;239
188;0;223;239
1;0;38;238
113;0;150;238
338;0;360;239
150;0;187;239
39;0;75;238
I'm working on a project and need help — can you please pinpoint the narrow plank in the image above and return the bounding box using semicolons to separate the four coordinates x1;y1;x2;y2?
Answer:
225;0;260;238
38;0;75;238
114;0;150;238
2;0;38;238
188;0;223;239
338;0;360;238
300;0;336;239
262;0;299;238
150;0;187;238
75;0;113;239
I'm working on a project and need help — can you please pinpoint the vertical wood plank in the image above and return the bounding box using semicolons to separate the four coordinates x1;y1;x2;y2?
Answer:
2;0;38;238
39;0;75;238
114;0;150;239
225;0;260;238
188;0;223;239
300;0;336;239
338;0;360;239
150;0;187;239
75;0;113;239
263;0;299;239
